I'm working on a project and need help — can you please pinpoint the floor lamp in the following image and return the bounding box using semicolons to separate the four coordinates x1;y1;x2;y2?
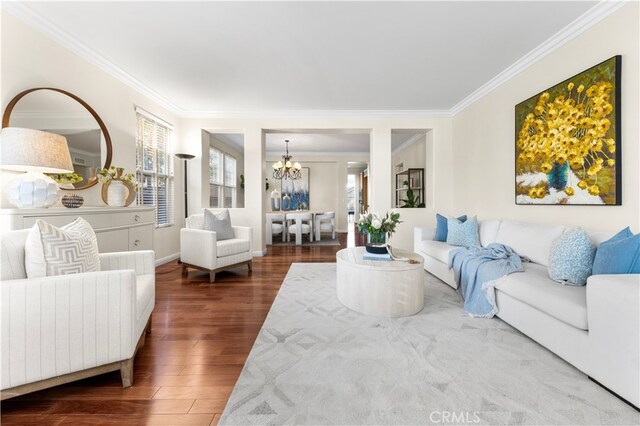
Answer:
175;153;195;218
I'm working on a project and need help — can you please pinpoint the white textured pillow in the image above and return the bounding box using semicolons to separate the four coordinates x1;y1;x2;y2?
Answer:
25;218;101;278
204;209;235;240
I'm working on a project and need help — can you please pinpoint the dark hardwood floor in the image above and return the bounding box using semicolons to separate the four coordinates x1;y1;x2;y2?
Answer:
1;230;365;425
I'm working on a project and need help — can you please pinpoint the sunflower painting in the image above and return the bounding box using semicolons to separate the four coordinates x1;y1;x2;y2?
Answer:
515;56;621;205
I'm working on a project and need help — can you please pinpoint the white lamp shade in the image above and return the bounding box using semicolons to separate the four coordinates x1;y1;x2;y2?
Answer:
0;127;73;173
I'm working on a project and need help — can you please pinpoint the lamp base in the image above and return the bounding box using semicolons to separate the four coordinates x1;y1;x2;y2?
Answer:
9;171;60;208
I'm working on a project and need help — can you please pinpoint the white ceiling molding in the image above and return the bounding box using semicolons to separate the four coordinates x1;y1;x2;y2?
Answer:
449;0;628;116
3;2;183;116
391;134;425;156
266;151;370;158
5;1;626;119
181;110;453;119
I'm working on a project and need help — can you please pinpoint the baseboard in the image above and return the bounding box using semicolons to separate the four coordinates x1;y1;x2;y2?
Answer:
253;249;267;257
588;376;640;412
156;252;180;266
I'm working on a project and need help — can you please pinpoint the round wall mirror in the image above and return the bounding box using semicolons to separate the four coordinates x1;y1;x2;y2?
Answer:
2;88;113;190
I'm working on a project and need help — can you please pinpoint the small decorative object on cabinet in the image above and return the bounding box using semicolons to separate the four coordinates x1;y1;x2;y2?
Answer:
395;168;425;208
98;166;138;207
61;193;84;208
357;210;401;254
281;193;291;211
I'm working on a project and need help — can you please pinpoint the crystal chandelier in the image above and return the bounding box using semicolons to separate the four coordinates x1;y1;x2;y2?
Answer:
272;139;302;180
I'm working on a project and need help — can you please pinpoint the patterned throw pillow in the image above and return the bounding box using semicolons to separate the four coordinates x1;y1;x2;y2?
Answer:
25;218;101;278
435;213;467;242
446;216;480;247
204;208;235;241
548;227;595;286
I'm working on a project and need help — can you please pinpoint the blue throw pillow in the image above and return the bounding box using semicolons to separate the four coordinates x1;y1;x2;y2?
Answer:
446;216;479;247
435;214;467;242
548;228;595;286
592;227;640;275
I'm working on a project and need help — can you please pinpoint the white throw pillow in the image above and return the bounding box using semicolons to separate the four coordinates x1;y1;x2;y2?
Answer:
204;208;235;240
25;218;101;278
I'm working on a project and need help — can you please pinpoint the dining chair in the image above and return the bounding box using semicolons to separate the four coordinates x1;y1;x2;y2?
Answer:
266;213;286;245
315;211;336;241
286;212;313;245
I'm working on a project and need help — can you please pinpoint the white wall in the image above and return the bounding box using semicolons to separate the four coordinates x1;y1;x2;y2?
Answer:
1;13;183;261
452;3;640;232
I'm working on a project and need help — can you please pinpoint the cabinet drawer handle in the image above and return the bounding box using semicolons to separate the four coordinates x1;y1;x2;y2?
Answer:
134;239;141;247
134;215;141;222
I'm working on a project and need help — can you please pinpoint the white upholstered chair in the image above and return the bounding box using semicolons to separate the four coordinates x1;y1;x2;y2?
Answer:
0;229;155;400
180;212;253;282
266;213;286;245
315;211;336;241
286;212;313;245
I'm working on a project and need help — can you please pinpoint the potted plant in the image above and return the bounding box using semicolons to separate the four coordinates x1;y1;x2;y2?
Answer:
48;172;85;208
357;210;402;253
400;188;425;208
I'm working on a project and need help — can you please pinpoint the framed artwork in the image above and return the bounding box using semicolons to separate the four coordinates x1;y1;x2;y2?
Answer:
515;56;621;205
281;167;310;211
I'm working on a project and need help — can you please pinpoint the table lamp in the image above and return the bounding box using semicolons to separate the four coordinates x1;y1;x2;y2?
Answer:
0;127;74;208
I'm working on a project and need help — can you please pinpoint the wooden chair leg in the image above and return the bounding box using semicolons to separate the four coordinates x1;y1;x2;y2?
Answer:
145;314;152;334
181;264;188;276
247;261;253;274
209;271;216;283
120;358;134;387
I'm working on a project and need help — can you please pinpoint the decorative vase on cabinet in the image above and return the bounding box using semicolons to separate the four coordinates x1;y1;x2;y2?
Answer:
107;180;127;207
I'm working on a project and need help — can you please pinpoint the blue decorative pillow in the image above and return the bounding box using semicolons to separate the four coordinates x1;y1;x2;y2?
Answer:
435;214;467;242
592;227;640;275
548;228;595;286
446;216;479;247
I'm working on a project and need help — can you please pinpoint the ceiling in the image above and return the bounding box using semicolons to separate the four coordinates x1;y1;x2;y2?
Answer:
210;131;420;154
11;1;600;114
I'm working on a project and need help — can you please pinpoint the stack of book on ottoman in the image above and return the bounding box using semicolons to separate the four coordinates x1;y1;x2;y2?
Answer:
363;251;392;261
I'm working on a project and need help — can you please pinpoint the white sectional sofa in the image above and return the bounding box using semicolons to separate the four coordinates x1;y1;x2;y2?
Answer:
414;219;640;408
1;229;155;400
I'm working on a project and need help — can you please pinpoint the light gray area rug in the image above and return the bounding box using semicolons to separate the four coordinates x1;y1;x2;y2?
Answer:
220;263;639;425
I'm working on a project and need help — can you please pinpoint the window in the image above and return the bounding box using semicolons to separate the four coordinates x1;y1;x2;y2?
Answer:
136;107;174;228
209;147;237;208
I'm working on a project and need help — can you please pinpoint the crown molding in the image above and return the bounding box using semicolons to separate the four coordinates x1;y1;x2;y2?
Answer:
266;151;370;158
4;2;183;116
6;0;628;120
449;0;628;116
391;133;424;156
181;109;453;119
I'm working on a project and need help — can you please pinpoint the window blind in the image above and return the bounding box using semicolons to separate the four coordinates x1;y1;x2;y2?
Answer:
209;147;237;208
209;147;223;185
136;109;174;228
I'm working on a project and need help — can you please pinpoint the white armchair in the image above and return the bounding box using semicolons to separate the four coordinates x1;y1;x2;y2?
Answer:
286;212;313;245
180;213;253;282
315;211;336;241
266;213;286;245
1;229;155;400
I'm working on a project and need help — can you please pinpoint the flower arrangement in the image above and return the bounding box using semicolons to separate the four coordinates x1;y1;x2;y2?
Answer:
98;166;139;191
357;210;402;244
47;172;84;187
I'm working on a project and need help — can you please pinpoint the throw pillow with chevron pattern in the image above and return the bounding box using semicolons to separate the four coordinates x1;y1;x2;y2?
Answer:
25;218;101;278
